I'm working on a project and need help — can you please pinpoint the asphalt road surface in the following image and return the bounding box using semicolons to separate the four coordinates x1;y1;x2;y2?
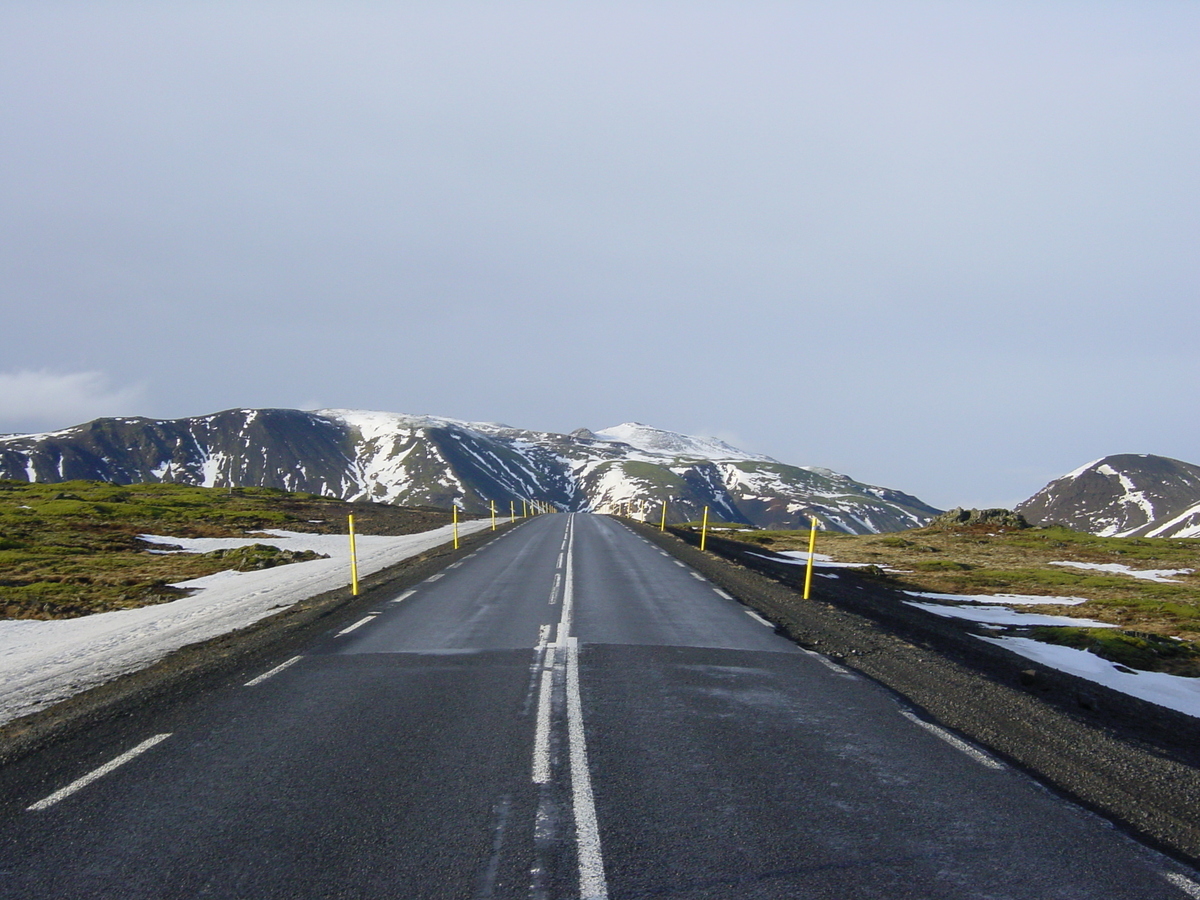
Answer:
2;513;1198;899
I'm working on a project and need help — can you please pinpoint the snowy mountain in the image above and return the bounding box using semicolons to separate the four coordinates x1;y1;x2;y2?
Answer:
1016;454;1200;538
0;408;941;533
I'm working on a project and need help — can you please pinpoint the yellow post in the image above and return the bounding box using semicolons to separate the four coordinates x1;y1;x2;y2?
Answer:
510;500;514;523
522;499;528;518
660;500;667;532
453;505;459;549
804;516;818;600
700;506;709;552
348;514;360;596
491;500;496;531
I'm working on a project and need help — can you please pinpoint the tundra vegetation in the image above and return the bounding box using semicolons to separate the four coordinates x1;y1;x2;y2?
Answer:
0;480;453;620
714;522;1200;676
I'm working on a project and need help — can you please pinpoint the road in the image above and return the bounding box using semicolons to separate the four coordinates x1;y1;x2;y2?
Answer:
1;513;1198;899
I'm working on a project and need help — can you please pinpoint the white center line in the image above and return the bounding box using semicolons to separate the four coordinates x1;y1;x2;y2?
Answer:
28;734;172;811
744;609;773;628
532;649;555;784
899;709;1004;770
566;636;608;900
244;655;302;686
338;615;375;636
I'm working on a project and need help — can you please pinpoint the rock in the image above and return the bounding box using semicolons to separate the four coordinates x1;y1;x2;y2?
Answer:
931;507;1030;529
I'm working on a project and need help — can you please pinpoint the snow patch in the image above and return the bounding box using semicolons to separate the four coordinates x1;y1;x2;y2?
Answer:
0;521;492;727
904;601;1114;628
1047;561;1192;583
978;636;1200;719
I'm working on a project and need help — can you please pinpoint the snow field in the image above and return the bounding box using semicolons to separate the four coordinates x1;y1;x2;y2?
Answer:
0;521;492;728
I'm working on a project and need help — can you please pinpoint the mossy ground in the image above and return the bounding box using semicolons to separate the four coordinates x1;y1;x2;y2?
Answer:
718;522;1200;674
0;480;453;620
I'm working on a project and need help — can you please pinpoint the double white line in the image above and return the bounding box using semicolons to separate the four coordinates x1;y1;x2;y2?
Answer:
531;515;608;900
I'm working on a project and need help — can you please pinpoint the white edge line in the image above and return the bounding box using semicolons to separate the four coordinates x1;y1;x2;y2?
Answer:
899;709;1004;770
714;589;733;600
338;615;375;636
1165;873;1200;899
566;637;608;900
800;648;850;674
28;734;172;811
391;589;416;604
744;609;773;628
244;655;302;686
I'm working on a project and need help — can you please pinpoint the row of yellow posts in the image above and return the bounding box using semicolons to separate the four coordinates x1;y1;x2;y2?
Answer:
612;501;820;601
349;502;819;601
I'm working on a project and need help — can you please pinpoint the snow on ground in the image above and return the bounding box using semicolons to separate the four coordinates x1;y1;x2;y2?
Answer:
903;590;1090;606
764;551;902;572
1047;560;1193;583
978;636;1200;719
904;601;1115;628
0;521;492;728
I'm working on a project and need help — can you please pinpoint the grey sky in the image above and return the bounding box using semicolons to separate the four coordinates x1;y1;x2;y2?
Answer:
1;1;1197;510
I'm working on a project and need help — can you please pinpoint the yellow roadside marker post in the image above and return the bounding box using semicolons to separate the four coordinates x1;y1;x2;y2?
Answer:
660;500;667;532
348;514;360;596
510;500;515;523
700;506;710;552
522;499;528;518
491;500;496;531
804;516;818;600
453;505;459;549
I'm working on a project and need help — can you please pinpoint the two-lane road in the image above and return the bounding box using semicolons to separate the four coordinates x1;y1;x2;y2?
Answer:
2;513;1197;899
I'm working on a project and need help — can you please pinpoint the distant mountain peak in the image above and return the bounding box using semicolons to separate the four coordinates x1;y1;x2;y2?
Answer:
593;422;775;463
1017;453;1200;538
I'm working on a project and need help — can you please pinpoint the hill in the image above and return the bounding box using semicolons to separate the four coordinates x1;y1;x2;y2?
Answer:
1017;454;1200;539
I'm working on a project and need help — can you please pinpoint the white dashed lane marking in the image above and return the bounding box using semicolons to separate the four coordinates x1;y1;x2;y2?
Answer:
744;610;773;628
244;655;302;686
338;615;377;636
1164;872;1200;898
27;734;173;811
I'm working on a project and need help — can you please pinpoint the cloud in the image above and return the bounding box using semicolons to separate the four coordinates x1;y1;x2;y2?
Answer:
0;370;146;433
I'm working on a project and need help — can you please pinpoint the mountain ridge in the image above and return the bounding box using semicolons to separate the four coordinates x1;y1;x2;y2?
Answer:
0;407;942;534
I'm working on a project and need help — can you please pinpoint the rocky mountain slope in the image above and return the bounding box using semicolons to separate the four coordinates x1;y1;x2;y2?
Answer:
0;409;941;533
1016;454;1200;538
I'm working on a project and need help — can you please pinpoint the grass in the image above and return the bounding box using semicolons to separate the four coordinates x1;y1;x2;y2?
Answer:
0;480;453;620
722;522;1200;674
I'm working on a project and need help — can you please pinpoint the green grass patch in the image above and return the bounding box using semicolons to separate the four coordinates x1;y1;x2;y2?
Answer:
0;479;453;620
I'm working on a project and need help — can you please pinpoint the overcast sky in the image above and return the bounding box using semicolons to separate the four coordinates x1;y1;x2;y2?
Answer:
1;1;1197;509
